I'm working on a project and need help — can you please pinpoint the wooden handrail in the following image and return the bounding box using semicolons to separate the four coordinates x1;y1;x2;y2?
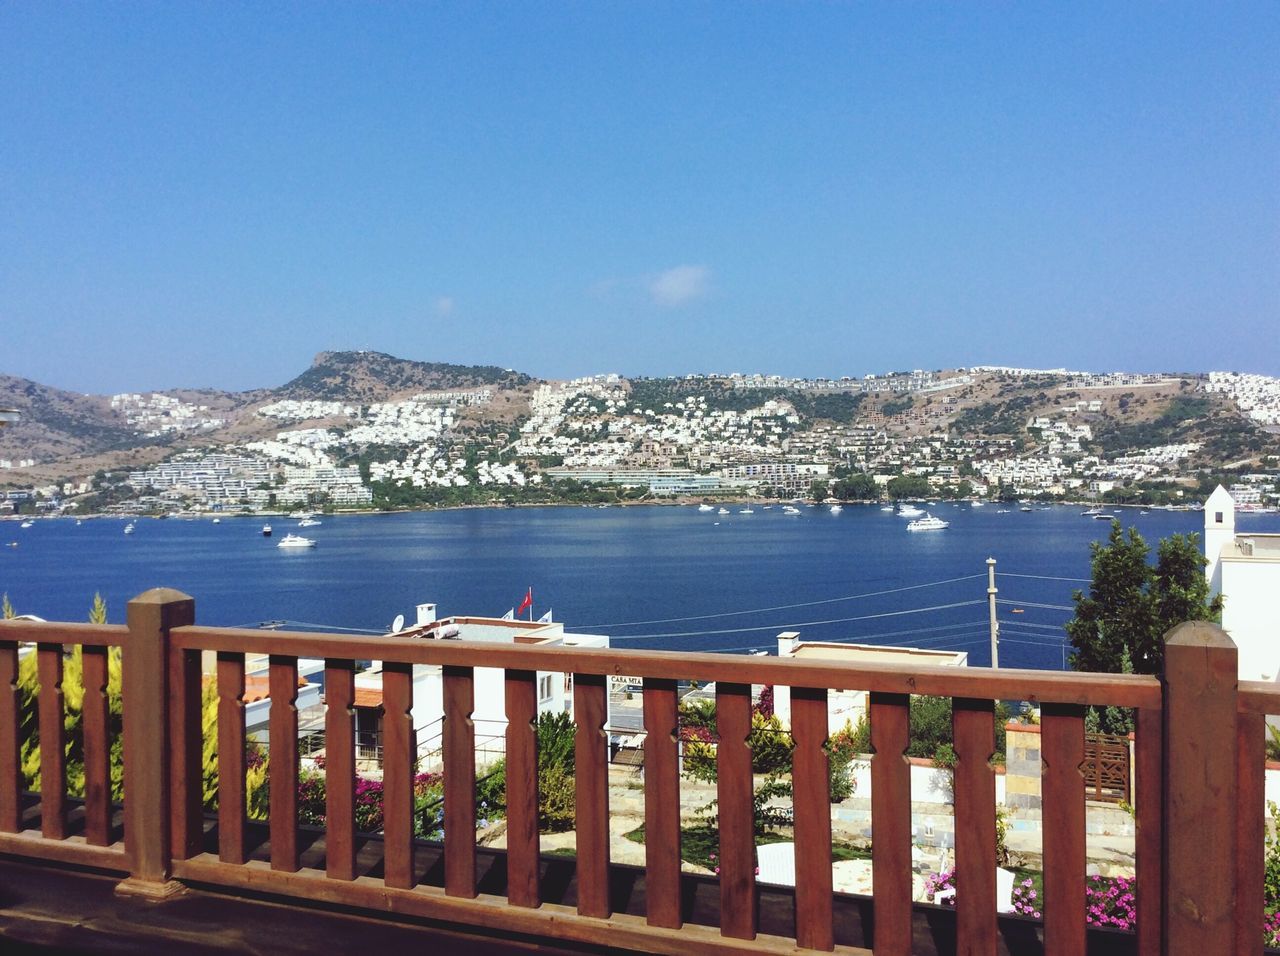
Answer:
171;625;1161;707
0;620;127;646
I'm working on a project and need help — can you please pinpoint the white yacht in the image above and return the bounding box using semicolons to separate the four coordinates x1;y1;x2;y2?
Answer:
277;533;317;549
906;514;949;532
697;503;716;513
19;520;33;529
897;504;926;518
880;505;894;512
1080;507;1106;517
262;524;273;537
782;505;802;515
298;518;322;528
738;507;754;515
717;507;730;515
829;504;843;514
970;500;985;508
123;522;135;535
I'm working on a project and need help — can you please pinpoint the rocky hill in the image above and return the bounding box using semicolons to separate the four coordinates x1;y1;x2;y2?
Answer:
272;351;534;403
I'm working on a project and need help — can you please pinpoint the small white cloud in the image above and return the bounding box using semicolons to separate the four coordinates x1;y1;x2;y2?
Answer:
648;265;710;308
434;296;455;316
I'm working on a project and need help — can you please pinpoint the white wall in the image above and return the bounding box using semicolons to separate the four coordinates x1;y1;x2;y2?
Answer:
1222;559;1280;682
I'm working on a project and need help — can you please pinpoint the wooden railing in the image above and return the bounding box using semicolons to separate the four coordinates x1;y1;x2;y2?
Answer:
0;591;1263;955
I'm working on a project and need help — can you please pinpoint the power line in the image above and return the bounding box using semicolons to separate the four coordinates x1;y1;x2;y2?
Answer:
998;572;1090;584
606;599;987;641
999;619;1068;632
579;574;986;630
272;620;386;635
996;599;1073;611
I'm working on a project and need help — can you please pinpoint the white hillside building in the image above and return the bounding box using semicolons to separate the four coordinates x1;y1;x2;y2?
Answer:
1205;486;1280;681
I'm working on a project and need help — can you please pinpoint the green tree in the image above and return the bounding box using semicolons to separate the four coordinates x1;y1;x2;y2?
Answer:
1066;522;1221;678
886;474;931;500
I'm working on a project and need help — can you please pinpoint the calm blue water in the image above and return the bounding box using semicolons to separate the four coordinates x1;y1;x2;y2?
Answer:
3;504;1276;671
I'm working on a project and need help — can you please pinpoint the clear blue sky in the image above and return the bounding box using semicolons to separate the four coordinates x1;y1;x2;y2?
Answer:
2;3;1277;393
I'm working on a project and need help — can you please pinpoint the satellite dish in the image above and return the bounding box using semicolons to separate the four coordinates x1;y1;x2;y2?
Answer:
391;614;405;634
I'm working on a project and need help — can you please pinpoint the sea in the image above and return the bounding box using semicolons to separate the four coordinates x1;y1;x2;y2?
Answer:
3;503;1277;672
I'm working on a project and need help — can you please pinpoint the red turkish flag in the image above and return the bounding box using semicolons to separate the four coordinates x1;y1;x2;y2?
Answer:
516;587;533;615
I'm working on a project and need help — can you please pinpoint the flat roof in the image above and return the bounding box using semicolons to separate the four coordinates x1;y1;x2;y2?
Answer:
790;641;968;666
1223;534;1280;561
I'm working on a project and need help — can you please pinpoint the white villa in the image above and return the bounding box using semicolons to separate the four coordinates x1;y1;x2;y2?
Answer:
771;631;969;734
1205;485;1280;681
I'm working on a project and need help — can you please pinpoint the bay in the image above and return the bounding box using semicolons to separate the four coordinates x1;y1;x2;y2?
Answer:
3;504;1275;671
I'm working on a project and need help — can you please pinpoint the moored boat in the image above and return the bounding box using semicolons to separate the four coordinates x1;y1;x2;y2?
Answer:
277;533;317;549
906;514;949;532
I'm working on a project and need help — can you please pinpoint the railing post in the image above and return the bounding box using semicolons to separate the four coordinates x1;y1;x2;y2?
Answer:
118;588;194;899
1161;621;1237;953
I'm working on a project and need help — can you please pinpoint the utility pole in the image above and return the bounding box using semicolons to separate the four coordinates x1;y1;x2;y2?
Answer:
987;557;999;669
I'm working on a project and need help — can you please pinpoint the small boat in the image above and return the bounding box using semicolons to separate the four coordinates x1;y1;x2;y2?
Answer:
1081;507;1105;517
124;522;135;535
738;508;754;515
717;507;730;515
76;520;82;526
1020;506;1033;512
970;500;985;508
880;506;894;512
906;514;949;532
1012;608;1025;614
1092;513;1114;520
19;520;33;529
262;524;273;537
996;508;1012;514
697;503;715;513
829;504;843;514
897;504;925;518
298;518;322;528
212;517;221;524
1139;510;1150;515
277;533;317;549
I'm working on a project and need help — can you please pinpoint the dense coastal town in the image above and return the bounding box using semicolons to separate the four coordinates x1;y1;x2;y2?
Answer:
1;355;1278;518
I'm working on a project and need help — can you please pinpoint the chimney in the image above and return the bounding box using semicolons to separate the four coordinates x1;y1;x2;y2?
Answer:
777;630;801;658
416;603;437;626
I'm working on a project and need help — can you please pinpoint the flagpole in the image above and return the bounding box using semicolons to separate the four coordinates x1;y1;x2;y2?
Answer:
529;584;533;622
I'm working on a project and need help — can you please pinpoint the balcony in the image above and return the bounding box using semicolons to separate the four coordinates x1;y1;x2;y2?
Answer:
0;587;1269;954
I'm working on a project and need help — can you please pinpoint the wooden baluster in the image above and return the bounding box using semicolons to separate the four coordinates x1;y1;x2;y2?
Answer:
574;673;610;918
870;691;912;956
216;652;247;864
381;661;415;889
268;654;299;872
81;645;112;846
952;697;996;956
1134;706;1163;956
444;665;477;898
642;676;681;929
37;643;66;840
716;681;756;940
1041;703;1086;956
324;659;356;881
168;646;203;860
1236;710;1265;956
0;638;18;833
504;669;540;908
792;686;834;951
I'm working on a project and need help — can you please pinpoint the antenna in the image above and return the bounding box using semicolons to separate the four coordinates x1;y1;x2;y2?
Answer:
391;614;405;634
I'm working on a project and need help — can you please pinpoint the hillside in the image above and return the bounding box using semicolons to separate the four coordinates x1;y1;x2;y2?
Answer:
0;374;140;461
272;351;535;403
